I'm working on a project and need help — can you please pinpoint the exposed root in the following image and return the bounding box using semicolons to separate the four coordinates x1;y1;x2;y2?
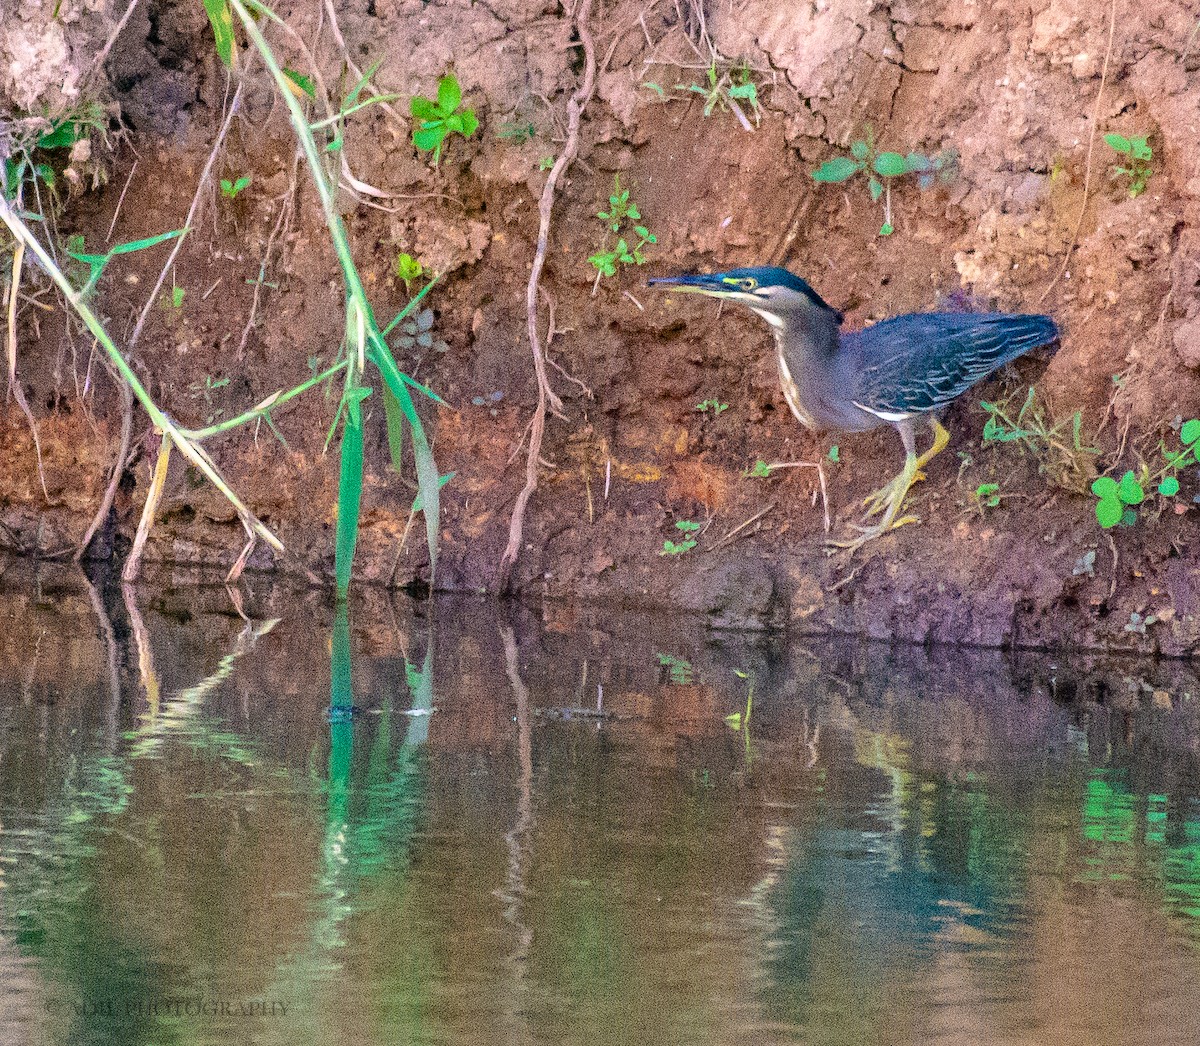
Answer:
6;241;49;500
497;0;597;595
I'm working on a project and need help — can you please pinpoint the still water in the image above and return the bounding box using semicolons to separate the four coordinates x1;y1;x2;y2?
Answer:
2;570;1200;1045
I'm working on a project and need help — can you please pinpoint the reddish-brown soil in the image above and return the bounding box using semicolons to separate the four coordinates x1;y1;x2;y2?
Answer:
3;0;1200;652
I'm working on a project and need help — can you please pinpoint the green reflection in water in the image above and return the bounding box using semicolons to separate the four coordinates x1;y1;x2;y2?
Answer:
1079;769;1200;932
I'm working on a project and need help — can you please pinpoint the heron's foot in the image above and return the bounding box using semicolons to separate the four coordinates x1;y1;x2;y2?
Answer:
861;469;926;519
828;455;922;553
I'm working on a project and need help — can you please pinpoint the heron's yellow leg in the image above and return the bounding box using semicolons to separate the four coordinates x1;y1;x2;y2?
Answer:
829;452;922;550
831;417;949;552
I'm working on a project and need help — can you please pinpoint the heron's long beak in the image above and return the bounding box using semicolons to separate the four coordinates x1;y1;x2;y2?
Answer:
647;272;741;297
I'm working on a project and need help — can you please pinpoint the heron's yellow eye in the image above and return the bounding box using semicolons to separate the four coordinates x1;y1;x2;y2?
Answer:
740;277;758;291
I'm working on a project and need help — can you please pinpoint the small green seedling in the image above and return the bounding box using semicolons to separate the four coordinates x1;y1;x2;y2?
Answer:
695;399;728;415
1104;133;1153;198
393;252;424;291
660;519;701;555
411;73;478;165
744;459;774;478
828;445;840;463
220;174;251;199
811;128;957;236
169;285;185;309
1091;419;1200;527
979;387;1100;495
968;482;1002;515
1091;471;1145;528
657;653;695;685
589;176;656;283
537;156;555;171
676;62;763;128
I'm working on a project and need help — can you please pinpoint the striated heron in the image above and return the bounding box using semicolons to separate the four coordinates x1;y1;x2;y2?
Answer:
649;266;1059;550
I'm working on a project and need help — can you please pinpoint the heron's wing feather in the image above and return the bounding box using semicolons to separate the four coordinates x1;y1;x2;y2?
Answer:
846;313;1059;415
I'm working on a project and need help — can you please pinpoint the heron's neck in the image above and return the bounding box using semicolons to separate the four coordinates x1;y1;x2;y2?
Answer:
780;303;842;359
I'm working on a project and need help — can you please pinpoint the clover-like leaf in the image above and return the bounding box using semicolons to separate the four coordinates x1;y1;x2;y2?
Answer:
1180;418;1200;445
1117;470;1144;505
1091;476;1119;499
1095;496;1123;528
1159;477;1180;496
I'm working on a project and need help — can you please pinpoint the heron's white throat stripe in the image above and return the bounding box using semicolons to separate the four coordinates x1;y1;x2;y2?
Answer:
751;308;786;330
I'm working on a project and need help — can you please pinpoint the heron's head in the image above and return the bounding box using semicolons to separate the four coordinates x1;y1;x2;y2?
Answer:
648;266;842;327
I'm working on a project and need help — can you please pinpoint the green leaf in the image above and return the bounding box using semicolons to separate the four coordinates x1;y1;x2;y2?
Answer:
676;520;701;532
1118;470;1144;505
869;176;883;202
873;151;909;176
1181;418;1200;445
37;122;80;150
1159;476;1180;496
437;75;462;114
1104;132;1131;154
643;82;666;99
410;96;440;120
905;151;931;172
1091;476;1119;499
850;140;869;160
334;387;371;599
382;383;405;473
811;157;862;183
283;67;316;98
459;110;479;137
879;222;894;236
202;0;235;68
345;58;384;108
1121;506;1138;527
1095;496;1122;528
413;126;445;152
412;472;454;513
1131;138;1153;161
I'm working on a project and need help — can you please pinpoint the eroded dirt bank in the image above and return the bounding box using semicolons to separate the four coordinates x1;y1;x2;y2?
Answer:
3;0;1200;652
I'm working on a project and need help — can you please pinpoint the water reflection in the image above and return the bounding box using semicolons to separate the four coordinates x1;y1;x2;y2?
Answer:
1;566;1200;1045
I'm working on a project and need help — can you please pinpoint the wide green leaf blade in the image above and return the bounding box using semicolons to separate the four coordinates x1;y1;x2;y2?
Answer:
202;0;235;68
459;110;479;137
334;388;370;599
1103;132;1131;153
437;75;461;114
873;151;909;176
811;157;861;183
1180;418;1200;445
410;96;440;120
413;126;444;152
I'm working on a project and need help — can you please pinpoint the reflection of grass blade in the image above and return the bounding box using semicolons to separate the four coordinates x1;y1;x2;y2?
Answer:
335;391;368;599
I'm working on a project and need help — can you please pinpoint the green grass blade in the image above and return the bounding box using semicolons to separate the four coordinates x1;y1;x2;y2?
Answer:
382;382;405;472
202;0;236;68
370;348;439;581
334;389;369;599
